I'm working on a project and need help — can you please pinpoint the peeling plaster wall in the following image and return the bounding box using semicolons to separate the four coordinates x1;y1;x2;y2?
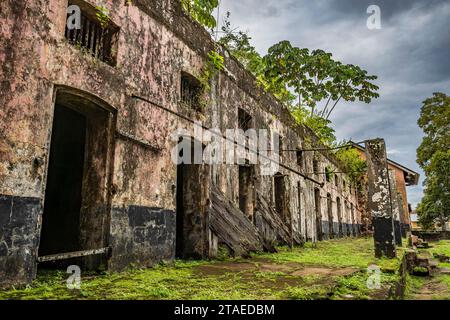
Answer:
0;0;362;287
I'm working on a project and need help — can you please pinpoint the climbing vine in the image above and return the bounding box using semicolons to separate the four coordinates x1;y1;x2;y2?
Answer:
181;0;219;29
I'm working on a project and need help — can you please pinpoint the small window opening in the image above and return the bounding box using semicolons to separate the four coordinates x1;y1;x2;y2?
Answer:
238;108;253;131
181;72;203;111
65;0;119;66
313;159;319;175
296;149;303;167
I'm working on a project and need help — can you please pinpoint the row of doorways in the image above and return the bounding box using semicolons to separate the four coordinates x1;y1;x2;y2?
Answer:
38;93;214;268
40;91;351;268
314;189;356;241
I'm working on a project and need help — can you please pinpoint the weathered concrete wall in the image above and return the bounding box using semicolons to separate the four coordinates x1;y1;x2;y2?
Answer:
365;139;396;258
0;0;362;287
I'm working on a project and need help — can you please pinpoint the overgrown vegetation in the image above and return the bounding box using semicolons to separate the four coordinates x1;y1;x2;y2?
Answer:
416;92;450;230
181;5;373;184
405;240;450;300
181;0;219;29
0;238;404;300
218;13;372;184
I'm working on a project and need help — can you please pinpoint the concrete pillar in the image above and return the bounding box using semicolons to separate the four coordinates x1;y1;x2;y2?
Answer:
397;193;407;238
365;139;396;258
389;170;402;246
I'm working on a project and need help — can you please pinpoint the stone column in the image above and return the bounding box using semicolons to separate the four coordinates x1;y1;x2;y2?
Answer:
389;170;402;246
365;139;396;258
397;193;408;238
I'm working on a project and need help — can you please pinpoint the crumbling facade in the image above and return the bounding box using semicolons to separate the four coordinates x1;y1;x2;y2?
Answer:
0;0;364;288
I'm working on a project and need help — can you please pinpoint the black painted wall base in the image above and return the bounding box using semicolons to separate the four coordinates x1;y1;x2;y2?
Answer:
320;221;362;240
109;205;176;272
373;216;396;258
394;220;402;246
0;194;41;289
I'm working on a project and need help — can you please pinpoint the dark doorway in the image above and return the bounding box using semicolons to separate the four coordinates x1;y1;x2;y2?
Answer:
274;173;286;220
238;165;254;221
297;181;302;240
314;188;322;241
176;137;209;259
39;105;86;256
337;197;342;237
327;193;334;239
39;92;114;270
351;203;356;236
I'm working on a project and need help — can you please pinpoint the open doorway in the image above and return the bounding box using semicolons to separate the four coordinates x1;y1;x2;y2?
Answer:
327;193;334;239
273;173;286;220
238;165;255;221
314;188;322;241
176;137;209;259
39;90;114;270
336;197;343;237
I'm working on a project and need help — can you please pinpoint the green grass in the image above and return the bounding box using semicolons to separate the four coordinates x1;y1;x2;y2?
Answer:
0;237;405;300
405;240;450;300
254;238;402;272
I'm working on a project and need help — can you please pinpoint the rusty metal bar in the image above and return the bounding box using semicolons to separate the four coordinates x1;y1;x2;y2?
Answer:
37;247;111;263
115;129;162;152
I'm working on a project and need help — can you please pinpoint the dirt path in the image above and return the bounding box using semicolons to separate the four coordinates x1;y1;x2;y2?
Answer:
411;278;449;300
194;258;359;278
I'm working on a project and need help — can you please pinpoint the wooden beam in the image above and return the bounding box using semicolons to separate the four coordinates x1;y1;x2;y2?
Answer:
37;247;111;263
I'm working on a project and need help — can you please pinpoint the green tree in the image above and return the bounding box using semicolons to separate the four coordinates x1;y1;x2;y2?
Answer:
263;40;379;119
417;92;450;172
181;0;219;29
416;93;450;230
219;13;296;106
417;151;450;230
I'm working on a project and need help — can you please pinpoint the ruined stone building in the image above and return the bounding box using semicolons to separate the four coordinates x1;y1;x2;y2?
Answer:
1;0;367;288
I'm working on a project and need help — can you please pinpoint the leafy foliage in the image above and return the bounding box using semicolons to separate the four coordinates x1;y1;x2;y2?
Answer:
207;50;225;71
181;0;219;29
219;12;296;106
291;107;337;146
416;93;450;230
218;16;369;186
417;92;450;172
334;146;368;183
263;40;379;119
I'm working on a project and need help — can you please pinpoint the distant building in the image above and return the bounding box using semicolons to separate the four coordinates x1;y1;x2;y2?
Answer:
410;211;421;230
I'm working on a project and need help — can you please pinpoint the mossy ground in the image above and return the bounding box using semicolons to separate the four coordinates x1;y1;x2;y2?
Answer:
406;240;450;300
0;237;407;300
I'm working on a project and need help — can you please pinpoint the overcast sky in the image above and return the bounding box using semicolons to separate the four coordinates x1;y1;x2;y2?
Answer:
215;0;450;208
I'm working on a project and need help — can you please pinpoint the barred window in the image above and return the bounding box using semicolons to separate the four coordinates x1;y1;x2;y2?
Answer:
65;1;119;66
181;72;202;110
